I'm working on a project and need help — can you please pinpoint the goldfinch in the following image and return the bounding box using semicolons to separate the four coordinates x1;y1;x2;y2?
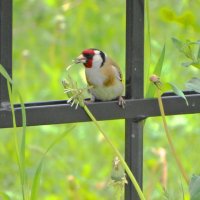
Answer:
74;48;125;108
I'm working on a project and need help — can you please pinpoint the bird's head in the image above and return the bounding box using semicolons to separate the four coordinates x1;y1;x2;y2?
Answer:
74;48;106;69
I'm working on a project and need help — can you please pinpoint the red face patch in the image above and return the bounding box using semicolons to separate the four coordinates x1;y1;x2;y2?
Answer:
82;49;95;68
82;49;95;55
84;59;93;68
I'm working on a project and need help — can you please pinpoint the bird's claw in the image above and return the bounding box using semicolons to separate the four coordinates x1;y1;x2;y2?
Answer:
118;96;126;109
84;99;94;104
84;95;95;104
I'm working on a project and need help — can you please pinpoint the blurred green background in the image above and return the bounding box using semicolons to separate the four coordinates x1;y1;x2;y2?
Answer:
0;0;200;199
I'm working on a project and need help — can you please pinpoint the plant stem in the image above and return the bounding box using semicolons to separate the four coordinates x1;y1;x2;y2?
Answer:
7;81;26;200
156;89;189;185
83;105;146;200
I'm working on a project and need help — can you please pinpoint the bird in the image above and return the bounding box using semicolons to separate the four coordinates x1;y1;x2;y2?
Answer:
74;48;125;108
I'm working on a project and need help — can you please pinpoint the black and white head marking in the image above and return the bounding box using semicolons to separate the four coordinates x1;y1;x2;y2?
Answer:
99;51;106;67
92;49;107;69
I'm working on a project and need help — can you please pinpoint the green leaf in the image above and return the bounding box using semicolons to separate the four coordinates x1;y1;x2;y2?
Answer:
188;41;200;45
0;64;16;127
181;61;194;67
182;61;200;69
167;82;189;106
144;0;151;93
186;77;200;93
184;42;194;60
191;62;200;69
152;45;165;78
190;175;200;200
0;64;12;84
30;158;44;200
172;37;184;51
17;91;27;189
172;38;194;60
3;67;27;198
146;45;165;97
161;82;172;93
197;41;200;59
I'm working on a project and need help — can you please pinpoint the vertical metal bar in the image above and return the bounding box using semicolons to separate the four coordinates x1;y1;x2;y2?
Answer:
125;0;144;199
125;120;144;199
0;0;12;106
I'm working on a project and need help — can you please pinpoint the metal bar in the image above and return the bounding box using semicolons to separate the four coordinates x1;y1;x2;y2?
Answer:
125;119;143;195
0;0;12;106
1;93;199;128
125;0;144;199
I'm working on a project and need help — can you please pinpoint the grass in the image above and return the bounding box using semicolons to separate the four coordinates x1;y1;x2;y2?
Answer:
0;0;199;199
0;64;76;200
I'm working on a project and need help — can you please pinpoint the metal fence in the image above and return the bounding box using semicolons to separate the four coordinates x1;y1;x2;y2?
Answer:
0;0;200;199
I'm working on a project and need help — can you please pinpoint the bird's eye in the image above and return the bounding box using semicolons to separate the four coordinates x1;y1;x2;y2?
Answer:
84;53;93;59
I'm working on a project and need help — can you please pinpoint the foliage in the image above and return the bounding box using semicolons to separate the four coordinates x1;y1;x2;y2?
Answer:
172;38;200;94
190;175;200;200
166;82;189;105
186;77;200;93
172;38;200;69
145;45;165;97
0;0;199;199
0;64;75;200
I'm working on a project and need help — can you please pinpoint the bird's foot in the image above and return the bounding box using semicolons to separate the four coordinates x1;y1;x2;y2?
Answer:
84;95;95;104
84;99;94;104
118;96;126;108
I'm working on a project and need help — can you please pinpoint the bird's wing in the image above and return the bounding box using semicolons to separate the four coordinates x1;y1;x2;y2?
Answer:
109;58;123;82
100;57;123;87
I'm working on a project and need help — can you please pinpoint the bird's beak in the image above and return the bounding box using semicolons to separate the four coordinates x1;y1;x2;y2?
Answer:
74;54;86;64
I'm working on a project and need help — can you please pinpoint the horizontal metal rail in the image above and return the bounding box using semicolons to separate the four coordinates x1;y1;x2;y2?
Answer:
0;93;199;128
0;0;199;199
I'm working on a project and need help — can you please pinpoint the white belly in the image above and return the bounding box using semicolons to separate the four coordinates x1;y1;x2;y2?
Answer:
85;68;106;86
89;80;124;101
85;68;124;101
